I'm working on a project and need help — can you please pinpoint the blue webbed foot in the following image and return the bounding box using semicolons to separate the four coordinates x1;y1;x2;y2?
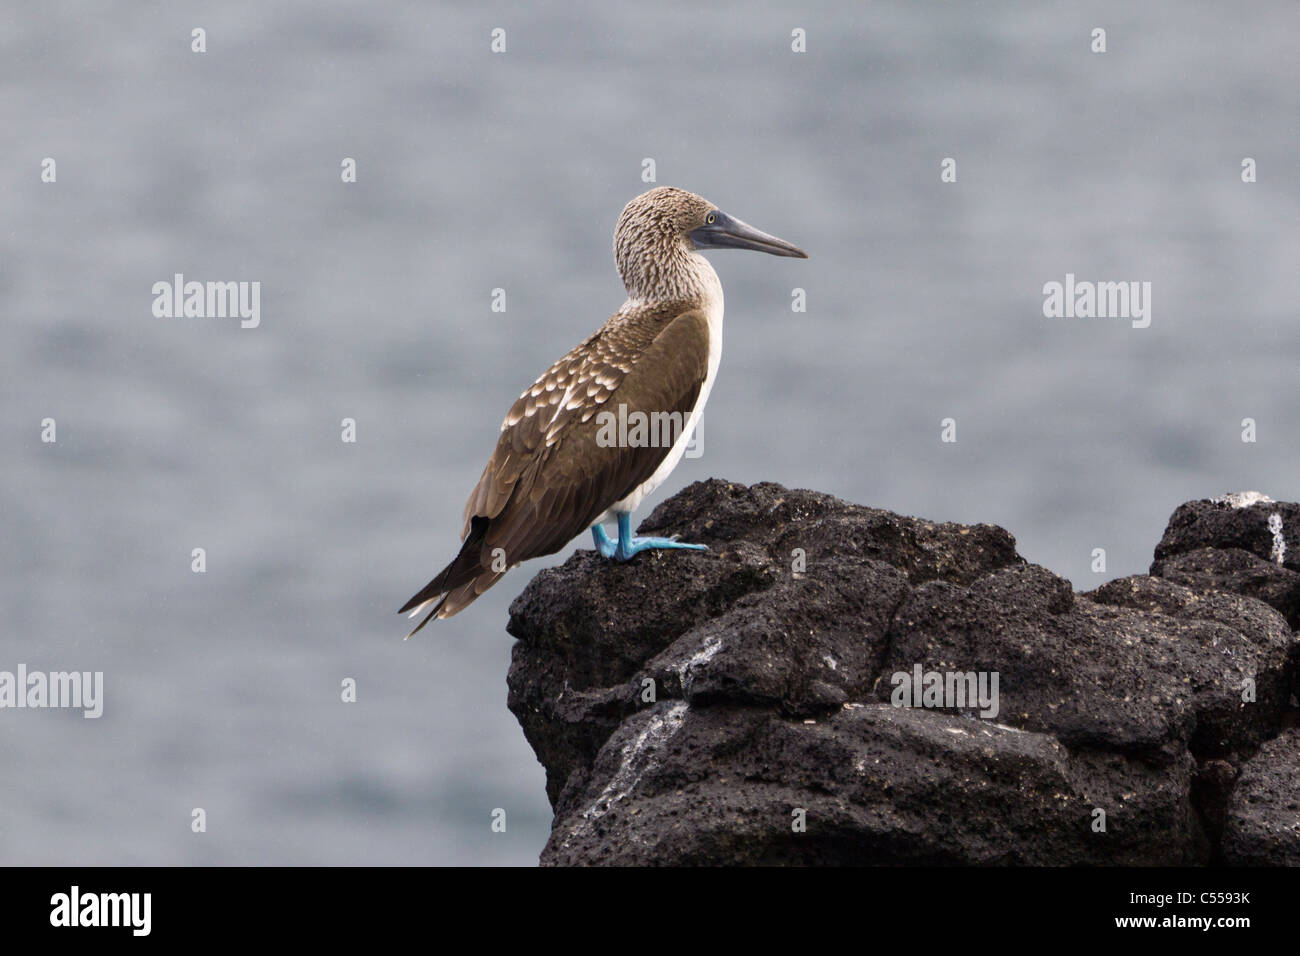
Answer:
592;513;709;562
615;534;708;560
591;523;619;559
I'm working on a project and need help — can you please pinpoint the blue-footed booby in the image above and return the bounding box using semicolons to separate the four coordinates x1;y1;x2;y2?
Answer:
399;186;806;635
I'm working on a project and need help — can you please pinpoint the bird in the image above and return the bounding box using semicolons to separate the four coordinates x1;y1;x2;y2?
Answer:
399;186;807;636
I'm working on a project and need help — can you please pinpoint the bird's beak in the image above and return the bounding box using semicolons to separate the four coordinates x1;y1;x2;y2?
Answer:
690;210;808;258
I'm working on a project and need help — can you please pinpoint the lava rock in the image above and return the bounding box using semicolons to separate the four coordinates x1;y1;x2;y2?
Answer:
1154;495;1300;572
1152;548;1300;630
1222;729;1300;865
542;702;1205;866
506;480;1300;865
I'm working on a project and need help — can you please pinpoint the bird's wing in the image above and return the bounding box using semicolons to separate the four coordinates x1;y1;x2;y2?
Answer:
461;306;710;565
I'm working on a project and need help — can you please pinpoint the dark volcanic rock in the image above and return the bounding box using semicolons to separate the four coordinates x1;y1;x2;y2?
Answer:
542;702;1204;866
1154;495;1300;571
1222;729;1300;865
1152;495;1300;629
1152;548;1300;630
883;568;1291;759
506;480;1300;865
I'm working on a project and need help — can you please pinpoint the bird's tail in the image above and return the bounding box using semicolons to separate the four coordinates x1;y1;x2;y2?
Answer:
398;517;504;637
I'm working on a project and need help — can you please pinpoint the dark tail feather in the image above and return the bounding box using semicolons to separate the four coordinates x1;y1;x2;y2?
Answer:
403;594;448;640
398;517;491;628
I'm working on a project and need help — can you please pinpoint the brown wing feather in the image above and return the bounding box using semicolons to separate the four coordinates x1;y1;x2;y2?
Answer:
401;305;711;625
474;307;709;565
462;330;598;531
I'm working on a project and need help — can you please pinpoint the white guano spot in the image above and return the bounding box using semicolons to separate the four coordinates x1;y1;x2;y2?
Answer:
578;701;688;825
988;722;1027;734
678;634;722;693
1268;513;1286;565
1212;491;1275;509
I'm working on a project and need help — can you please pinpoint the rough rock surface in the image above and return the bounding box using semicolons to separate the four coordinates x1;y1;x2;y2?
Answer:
506;480;1300;865
1222;729;1300;865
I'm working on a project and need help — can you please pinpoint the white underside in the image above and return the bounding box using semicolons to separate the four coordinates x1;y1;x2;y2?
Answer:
598;263;723;522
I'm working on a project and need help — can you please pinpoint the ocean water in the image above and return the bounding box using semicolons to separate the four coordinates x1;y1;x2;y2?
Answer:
2;1;1297;864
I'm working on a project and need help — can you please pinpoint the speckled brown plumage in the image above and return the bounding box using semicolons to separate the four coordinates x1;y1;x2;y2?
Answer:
400;188;723;632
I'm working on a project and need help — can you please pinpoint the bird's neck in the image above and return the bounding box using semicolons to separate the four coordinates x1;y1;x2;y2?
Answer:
619;244;722;306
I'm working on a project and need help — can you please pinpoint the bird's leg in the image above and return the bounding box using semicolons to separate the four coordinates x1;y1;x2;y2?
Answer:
611;511;708;561
591;522;618;559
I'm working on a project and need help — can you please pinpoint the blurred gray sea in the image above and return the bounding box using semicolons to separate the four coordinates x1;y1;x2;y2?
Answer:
2;1;1297;864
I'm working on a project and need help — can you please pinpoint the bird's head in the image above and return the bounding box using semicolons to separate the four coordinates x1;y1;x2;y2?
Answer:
614;186;807;298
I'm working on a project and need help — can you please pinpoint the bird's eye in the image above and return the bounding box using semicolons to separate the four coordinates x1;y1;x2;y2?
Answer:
706;212;716;224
